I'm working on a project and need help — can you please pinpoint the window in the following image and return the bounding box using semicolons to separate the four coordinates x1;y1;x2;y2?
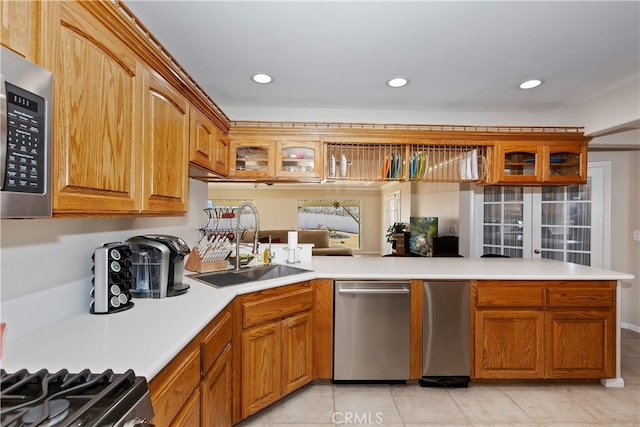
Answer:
297;199;361;250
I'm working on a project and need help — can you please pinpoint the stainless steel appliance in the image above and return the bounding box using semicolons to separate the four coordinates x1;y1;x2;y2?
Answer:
0;369;154;426
1;47;53;218
421;281;470;387
126;235;190;298
333;280;411;382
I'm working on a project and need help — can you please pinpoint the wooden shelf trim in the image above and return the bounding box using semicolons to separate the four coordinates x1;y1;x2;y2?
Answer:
231;121;585;134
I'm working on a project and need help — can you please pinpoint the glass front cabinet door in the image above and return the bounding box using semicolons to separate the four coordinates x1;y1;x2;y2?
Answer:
232;141;273;178
495;142;543;184
493;141;587;185
543;144;587;184
276;141;322;179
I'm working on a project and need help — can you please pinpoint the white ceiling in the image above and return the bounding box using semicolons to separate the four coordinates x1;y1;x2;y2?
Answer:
124;1;639;116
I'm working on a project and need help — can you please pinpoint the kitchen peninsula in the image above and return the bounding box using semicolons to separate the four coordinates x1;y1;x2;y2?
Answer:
3;257;632;376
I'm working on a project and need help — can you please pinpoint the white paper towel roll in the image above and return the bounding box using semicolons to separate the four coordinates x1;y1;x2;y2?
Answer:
287;231;298;262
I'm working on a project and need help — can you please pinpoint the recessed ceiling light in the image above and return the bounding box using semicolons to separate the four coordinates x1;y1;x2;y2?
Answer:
387;77;409;88
251;73;273;84
519;79;544;89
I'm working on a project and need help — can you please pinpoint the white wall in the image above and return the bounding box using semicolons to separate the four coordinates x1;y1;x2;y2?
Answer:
589;131;640;331
0;179;208;302
558;78;640;136
410;182;461;236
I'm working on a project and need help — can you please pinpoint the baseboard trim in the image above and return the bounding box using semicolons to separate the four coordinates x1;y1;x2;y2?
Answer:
621;323;640;334
601;377;625;388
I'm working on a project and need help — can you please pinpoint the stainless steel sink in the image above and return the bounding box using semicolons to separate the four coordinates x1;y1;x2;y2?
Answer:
189;264;311;288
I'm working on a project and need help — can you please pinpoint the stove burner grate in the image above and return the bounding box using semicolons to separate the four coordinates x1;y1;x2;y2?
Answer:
0;369;153;427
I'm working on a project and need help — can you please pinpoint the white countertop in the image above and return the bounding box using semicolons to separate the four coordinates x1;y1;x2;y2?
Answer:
1;257;633;380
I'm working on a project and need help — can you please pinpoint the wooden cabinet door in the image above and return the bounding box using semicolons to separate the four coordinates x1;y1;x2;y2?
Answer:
474;310;545;379
1;0;40;60
281;312;313;396
48;2;141;214
189;108;217;171
546;310;614;379
230;139;274;178
241;322;282;417
493;141;543;185
201;344;233;427
141;68;189;213
276;140;322;179
149;347;201;427
543;144;588;184
169;389;200;427
214;131;230;176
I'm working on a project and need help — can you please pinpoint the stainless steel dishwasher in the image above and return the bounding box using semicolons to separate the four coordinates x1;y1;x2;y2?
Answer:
333;280;411;382
421;280;470;387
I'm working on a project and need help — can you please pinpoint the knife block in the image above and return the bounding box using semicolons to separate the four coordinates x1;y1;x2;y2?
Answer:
184;248;228;273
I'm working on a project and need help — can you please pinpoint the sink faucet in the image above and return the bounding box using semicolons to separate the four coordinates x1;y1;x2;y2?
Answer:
234;202;260;271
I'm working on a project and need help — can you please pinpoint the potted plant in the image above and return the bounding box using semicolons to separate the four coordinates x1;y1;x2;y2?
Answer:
386;222;408;244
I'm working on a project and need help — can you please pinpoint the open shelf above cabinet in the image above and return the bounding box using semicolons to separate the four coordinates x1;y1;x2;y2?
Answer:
324;142;489;183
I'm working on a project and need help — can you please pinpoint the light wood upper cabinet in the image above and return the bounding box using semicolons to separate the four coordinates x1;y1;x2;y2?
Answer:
189;108;229;177
229;138;274;179
47;1;141;214
190;108;217;171
276;140;322;179
228;127;324;181
141;68;189;214
1;0;40;60
214;131;230;176
543;144;587;184
490;140;588;185
38;1;230;215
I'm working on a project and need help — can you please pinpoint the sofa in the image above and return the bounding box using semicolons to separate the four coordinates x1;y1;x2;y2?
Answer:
242;229;353;256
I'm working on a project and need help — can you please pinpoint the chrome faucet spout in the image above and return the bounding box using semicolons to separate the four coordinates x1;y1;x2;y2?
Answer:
235;202;261;260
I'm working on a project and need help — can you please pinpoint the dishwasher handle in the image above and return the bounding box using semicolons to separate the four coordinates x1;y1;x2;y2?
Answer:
338;287;410;295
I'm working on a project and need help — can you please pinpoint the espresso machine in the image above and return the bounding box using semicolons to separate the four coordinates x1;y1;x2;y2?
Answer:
126;235;191;298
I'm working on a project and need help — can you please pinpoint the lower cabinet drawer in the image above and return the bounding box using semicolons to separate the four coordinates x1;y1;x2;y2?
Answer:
242;282;313;328
475;286;544;308
546;287;614;308
149;346;201;426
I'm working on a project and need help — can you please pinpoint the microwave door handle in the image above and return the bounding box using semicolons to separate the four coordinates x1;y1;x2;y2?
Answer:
0;73;6;190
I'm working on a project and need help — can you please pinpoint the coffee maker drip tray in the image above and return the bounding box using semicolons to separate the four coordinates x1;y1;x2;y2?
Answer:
130;283;190;298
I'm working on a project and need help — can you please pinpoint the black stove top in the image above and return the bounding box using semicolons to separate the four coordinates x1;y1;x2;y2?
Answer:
0;369;153;427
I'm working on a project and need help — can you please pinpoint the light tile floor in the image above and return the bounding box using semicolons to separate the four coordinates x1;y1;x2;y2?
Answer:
237;329;640;426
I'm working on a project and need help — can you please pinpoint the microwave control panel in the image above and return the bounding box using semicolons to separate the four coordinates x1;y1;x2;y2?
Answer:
3;82;46;194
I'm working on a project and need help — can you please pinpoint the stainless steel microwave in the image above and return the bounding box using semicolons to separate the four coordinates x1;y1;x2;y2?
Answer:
1;47;53;218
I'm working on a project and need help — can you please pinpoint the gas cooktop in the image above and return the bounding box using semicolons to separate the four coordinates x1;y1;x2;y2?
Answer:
0;369;154;427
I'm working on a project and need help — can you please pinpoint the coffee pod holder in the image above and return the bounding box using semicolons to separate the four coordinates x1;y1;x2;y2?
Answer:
90;242;135;314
